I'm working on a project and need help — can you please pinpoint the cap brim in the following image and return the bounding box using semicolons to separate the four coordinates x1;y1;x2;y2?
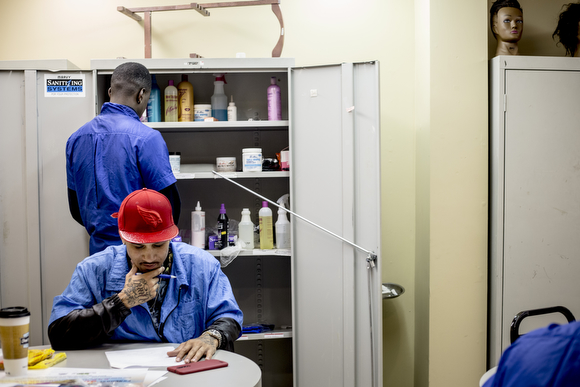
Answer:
119;224;179;244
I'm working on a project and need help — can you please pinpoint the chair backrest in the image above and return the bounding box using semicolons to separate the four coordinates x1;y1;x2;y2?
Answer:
510;306;576;344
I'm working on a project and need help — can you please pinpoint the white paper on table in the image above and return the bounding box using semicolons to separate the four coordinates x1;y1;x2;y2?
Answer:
106;346;184;369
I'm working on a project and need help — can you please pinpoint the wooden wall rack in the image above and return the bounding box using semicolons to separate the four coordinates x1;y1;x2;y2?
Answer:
118;1;284;58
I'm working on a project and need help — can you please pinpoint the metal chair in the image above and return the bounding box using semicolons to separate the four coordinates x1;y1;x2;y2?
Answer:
510;305;576;343
480;306;576;386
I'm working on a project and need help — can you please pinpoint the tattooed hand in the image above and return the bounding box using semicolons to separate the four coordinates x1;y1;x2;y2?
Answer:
118;264;164;309
167;332;219;363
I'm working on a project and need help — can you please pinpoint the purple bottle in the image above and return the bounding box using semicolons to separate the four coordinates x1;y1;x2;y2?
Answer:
267;77;281;121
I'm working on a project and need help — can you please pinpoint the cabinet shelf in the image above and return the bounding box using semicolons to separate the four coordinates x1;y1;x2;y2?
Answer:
146;120;289;132
237;329;293;341
175;165;289;180
207;249;291;257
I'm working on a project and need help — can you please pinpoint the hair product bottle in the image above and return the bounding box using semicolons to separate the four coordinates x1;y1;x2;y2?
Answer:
239;208;254;249
275;203;291;249
177;74;194;122
164;80;178;122
267;76;281;121
227;95;237;122
217;203;229;250
191;201;205;249
211;74;228;121
146;74;161;122
259;201;274;249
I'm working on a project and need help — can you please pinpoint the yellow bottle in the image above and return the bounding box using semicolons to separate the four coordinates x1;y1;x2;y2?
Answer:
178;75;194;122
259;201;274;249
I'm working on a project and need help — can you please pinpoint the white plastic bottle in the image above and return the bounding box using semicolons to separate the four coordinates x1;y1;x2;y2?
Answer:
227;95;237;122
164;80;178;122
275;204;291;249
259;201;274;249
267;76;281;121
239;208;255;250
191;201;205;249
211;74;228;121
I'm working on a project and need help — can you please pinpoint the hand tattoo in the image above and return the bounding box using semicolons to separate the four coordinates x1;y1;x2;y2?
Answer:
200;333;218;348
121;277;155;308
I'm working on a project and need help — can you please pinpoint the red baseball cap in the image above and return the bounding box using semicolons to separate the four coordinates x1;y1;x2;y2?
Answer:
111;188;179;244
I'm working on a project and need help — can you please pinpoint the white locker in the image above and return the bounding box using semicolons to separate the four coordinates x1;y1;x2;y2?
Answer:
489;56;580;366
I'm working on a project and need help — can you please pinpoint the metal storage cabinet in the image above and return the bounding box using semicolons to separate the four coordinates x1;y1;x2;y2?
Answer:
0;58;382;387
0;60;94;345
489;56;580;366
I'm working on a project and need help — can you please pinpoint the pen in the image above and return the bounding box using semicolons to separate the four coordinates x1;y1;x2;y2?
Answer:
136;273;177;279
157;274;177;279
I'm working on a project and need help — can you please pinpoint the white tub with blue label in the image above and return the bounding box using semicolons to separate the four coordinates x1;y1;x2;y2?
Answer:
242;148;262;172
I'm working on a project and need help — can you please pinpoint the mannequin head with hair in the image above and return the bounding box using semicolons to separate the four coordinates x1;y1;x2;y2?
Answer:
553;2;580;57
490;0;524;56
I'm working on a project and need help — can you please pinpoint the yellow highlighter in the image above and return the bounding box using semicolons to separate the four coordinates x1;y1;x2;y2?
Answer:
29;352;67;369
28;348;55;366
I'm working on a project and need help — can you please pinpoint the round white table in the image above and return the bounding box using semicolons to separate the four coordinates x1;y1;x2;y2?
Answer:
41;342;261;387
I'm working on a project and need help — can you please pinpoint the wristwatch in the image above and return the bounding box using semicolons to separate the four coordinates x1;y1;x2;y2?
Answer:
205;329;222;349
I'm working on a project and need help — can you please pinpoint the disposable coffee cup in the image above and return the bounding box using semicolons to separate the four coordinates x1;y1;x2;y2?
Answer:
0;306;30;376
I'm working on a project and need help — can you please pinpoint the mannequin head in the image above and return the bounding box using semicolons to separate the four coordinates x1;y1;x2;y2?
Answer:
490;0;523;56
553;3;580;57
490;0;524;41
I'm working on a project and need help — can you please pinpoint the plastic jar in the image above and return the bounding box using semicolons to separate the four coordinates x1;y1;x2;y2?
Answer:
216;157;236;172
194;104;212;121
169;152;181;173
242;148;262;172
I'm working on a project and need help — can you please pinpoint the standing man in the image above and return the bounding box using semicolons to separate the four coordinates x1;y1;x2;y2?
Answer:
49;188;242;362
66;62;180;255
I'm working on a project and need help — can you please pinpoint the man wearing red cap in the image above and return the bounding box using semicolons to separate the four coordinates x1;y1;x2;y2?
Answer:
48;189;242;363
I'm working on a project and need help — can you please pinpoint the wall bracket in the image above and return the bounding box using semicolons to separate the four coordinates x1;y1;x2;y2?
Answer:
117;1;284;58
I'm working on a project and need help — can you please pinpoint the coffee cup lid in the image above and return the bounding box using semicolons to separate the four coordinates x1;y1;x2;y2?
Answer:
0;306;30;318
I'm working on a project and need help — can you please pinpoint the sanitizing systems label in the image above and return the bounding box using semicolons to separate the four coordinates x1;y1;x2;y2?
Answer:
44;74;85;97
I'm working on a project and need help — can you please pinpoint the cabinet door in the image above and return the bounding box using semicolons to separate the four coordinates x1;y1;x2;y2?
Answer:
491;67;580;363
37;70;94;344
0;68;93;345
290;62;382;387
0;70;43;341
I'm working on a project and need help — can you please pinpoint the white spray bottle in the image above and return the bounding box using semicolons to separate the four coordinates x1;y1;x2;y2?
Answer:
275;194;291;249
191;201;205;249
239;208;254;250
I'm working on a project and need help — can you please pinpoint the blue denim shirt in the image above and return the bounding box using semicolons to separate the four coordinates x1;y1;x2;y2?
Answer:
49;242;243;343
